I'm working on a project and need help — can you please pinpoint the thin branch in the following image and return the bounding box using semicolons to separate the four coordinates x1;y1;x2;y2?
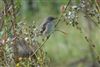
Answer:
0;11;4;31
55;29;67;35
30;0;71;57
55;0;71;27
11;0;16;36
30;35;50;57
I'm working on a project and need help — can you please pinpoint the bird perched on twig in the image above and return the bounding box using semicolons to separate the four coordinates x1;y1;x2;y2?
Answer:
39;16;56;39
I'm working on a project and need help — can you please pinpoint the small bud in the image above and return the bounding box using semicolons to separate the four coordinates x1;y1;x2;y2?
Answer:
60;5;66;13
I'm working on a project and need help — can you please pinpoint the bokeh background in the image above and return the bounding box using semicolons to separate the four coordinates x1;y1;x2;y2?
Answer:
0;0;100;67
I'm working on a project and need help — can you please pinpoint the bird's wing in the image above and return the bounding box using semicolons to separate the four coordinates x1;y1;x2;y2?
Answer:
40;20;48;34
43;22;53;36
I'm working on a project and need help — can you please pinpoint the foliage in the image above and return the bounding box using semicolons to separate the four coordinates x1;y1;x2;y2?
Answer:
0;0;100;67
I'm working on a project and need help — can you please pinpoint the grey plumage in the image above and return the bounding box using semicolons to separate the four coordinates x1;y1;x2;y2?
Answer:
13;38;33;57
40;16;55;37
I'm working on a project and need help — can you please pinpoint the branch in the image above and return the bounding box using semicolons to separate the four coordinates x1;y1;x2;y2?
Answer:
11;0;16;36
30;0;71;57
55;0;71;27
30;35;50;57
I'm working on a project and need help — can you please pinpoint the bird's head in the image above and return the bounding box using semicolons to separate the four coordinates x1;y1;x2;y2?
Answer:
47;16;56;21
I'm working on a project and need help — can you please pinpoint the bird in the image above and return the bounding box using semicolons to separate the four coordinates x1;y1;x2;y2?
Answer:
13;38;33;58
13;37;38;63
39;16;56;39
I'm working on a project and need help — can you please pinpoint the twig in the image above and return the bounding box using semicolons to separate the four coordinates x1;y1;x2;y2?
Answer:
77;0;98;66
11;0;16;36
30;35;50;57
31;0;71;57
95;0;100;13
55;29;67;35
0;11;4;31
55;0;71;27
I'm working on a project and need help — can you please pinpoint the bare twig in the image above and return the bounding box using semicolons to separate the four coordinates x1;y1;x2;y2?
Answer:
78;0;99;66
55;0;71;27
30;35;49;57
31;0;71;57
11;0;16;36
0;11;4;31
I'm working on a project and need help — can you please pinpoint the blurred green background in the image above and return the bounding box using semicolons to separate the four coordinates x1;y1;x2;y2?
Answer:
1;0;100;67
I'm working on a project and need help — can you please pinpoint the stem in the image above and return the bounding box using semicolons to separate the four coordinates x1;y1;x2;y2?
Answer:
11;0;16;36
55;0;71;27
31;0;72;57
